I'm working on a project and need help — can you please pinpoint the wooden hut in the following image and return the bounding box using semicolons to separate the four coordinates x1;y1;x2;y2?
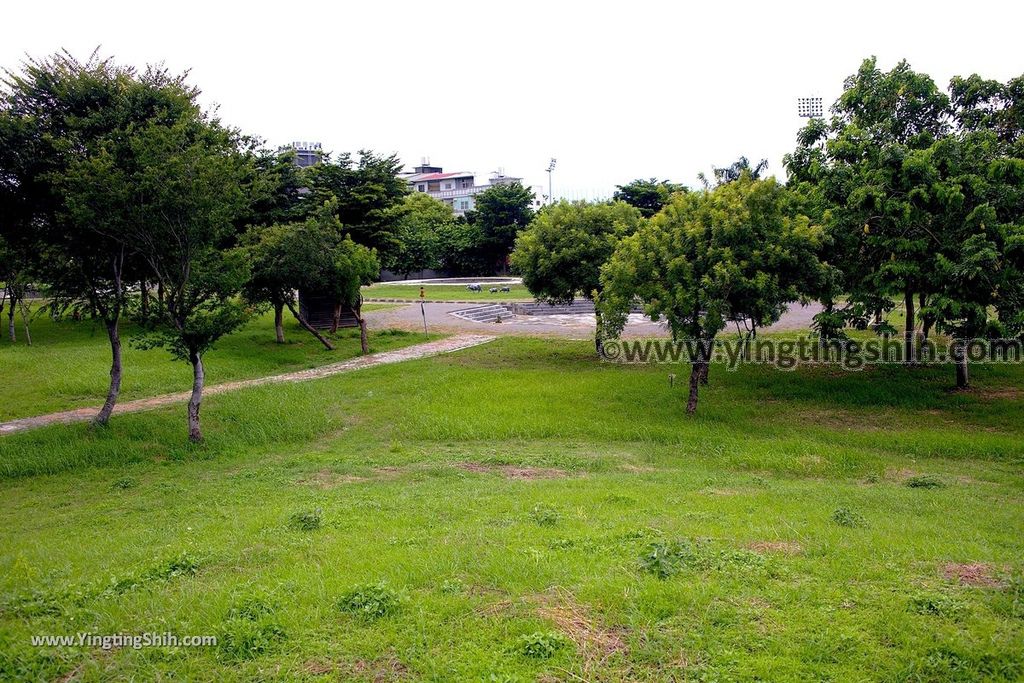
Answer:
297;290;359;330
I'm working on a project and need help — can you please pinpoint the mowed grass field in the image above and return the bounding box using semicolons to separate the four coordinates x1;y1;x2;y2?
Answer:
0;303;422;422
1;337;1023;681
364;283;532;302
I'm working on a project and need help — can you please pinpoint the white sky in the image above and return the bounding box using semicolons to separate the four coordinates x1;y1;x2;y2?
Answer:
4;1;1022;199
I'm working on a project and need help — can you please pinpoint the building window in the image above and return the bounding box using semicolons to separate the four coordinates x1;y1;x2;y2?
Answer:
417;184;425;192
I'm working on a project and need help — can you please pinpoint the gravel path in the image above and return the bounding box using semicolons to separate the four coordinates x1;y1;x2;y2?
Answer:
0;334;495;436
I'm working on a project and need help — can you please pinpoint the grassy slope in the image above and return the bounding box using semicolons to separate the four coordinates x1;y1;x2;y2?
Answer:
1;338;1022;681
364;283;533;302
0;304;426;421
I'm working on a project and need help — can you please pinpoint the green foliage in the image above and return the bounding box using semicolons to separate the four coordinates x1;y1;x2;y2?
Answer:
831;507;867;528
639;540;695;579
288;508;322;531
528;503;560;526
910;592;965;618
385;193;450;276
337;582;405;620
906;474;946;489
511;200;641;305
612;178;685;218
515;631;568;659
111;476;137;490
300;150;407;264
599;174;824;410
463;181;535;271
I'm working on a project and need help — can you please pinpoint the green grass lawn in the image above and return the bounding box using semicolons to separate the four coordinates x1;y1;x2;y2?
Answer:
0;305;431;422
1;338;1022;681
364;283;533;302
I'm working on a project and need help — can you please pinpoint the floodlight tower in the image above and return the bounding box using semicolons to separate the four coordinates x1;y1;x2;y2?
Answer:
797;96;823;118
546;158;557;205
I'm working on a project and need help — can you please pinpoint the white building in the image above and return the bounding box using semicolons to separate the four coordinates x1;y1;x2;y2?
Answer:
402;161;544;216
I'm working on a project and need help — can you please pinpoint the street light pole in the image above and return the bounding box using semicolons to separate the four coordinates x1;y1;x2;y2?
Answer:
546;158;557;205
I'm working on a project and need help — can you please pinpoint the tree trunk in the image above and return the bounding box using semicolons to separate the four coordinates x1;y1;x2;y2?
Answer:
187;349;204;442
8;293;16;342
94;318;123;426
285;301;335;350
157;281;165;316
953;342;970;389
594;308;604;356
686;341;710;415
919;292;934;341
355;301;368;354
140;281;150;319
331;303;341;334
274;301;285;343
904;290;915;363
18;297;30;346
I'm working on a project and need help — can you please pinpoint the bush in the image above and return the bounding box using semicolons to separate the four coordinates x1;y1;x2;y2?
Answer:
289;508;322;531
831;507;867;528
639;541;695;579
516;631;568;659
338;582;405;620
906;474;946;489
529;503;560;527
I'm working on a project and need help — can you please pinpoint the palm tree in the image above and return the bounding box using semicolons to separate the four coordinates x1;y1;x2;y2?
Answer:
698;156;769;188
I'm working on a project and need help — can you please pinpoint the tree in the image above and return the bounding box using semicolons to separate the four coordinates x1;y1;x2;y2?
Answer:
599;174;822;414
386;193;450;277
698;156;769;188
301;150;407;266
785;57;952;361
240;200;380;352
466;181;535;271
0;52;197;423
127;114;253;442
436;218;491;276
923;82;1024;388
511;200;642;353
612;178;685;218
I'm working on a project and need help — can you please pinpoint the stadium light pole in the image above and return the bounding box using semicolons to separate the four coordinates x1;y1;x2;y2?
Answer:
797;96;823;118
546;158;557;205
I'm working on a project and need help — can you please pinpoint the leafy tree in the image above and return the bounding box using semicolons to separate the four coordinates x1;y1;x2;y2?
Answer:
126;114;254;442
386;193;451;278
436;218;491;276
785;57;952;360
511;200;642;353
698;156;769;188
612;178;685;218
465;181;535;271
0;52;197;422
241;200;380;352
301;150;406;265
599;174;822;414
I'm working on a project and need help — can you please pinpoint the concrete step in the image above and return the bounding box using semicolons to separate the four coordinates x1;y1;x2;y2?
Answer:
449;304;513;324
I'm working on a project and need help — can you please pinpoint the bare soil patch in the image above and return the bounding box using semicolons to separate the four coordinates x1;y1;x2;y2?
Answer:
746;541;803;555
455;462;569;480
529;588;628;669
297;468;368;488
941;562;1004;587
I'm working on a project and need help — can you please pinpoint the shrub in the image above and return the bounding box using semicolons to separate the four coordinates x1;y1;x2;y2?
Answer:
831;507;867;528
516;631;568;659
910;592;965;618
289;508;322;531
529;503;560;527
338;582;405;620
217;617;286;661
639;541;695;579
906;474;946;489
111;476;138;490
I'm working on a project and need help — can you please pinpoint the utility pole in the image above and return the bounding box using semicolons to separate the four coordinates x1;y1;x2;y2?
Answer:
546;158;557;205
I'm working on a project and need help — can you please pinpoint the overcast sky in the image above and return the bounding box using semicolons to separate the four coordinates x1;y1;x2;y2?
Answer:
4;1;1022;199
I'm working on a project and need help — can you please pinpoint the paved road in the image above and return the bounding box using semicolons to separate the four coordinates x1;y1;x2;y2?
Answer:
367;301;825;339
